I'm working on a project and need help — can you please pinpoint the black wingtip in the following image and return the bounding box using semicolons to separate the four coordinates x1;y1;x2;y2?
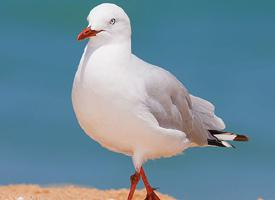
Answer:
208;139;228;147
234;135;249;142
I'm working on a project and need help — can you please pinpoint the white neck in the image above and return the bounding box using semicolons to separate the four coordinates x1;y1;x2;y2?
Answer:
89;37;131;55
77;38;132;80
83;37;132;66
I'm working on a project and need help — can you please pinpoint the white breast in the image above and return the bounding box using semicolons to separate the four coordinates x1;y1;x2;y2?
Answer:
72;46;146;155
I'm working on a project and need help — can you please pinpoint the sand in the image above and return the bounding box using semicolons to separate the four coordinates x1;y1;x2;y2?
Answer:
0;185;176;200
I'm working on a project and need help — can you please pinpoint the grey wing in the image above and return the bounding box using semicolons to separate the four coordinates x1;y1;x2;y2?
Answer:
190;95;225;131
144;66;210;146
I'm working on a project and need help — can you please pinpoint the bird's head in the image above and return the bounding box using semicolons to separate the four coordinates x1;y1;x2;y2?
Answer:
77;3;131;44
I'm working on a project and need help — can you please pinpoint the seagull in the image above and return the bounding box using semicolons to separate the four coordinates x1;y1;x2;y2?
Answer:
72;3;248;200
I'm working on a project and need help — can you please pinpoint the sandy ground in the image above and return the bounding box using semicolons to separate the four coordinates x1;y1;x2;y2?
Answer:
0;185;176;200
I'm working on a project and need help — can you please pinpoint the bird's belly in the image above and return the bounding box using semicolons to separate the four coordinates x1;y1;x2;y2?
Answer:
72;69;190;159
72;73;147;156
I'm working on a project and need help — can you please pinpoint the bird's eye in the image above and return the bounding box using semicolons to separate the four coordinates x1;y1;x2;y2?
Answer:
110;18;116;25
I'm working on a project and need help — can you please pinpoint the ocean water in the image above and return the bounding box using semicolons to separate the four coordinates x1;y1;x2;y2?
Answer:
1;0;275;199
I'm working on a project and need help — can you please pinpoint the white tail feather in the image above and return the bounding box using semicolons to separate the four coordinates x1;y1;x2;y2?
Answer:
214;133;237;141
221;141;234;148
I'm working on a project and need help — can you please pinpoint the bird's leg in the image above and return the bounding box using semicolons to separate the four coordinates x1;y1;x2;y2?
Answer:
127;171;141;200
140;167;160;200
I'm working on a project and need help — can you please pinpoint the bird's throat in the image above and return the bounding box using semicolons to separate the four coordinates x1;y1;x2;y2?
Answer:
87;39;132;65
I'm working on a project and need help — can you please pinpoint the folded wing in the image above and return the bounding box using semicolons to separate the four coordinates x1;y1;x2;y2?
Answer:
190;95;225;131
144;66;210;146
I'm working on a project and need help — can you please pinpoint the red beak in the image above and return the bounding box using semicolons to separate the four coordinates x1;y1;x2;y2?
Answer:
77;27;102;41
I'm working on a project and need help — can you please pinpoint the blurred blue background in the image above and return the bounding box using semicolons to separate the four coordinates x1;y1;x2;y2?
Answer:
1;0;275;199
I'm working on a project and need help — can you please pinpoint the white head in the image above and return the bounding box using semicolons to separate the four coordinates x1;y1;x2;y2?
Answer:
77;3;131;44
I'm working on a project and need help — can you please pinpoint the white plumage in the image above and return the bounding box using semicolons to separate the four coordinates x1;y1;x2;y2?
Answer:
72;3;233;171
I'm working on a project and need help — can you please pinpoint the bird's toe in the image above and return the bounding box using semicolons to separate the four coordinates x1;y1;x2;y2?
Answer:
144;191;161;200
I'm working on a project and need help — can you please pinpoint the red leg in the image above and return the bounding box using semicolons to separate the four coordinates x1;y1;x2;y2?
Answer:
140;167;160;200
127;171;141;200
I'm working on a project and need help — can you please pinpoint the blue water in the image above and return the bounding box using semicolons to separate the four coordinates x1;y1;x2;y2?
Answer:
1;1;275;199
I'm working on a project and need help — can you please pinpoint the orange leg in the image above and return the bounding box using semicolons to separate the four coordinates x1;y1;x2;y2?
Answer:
127;171;141;200
140;167;160;200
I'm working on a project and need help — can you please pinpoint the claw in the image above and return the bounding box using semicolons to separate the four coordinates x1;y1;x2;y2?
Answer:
144;191;161;200
152;187;159;191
